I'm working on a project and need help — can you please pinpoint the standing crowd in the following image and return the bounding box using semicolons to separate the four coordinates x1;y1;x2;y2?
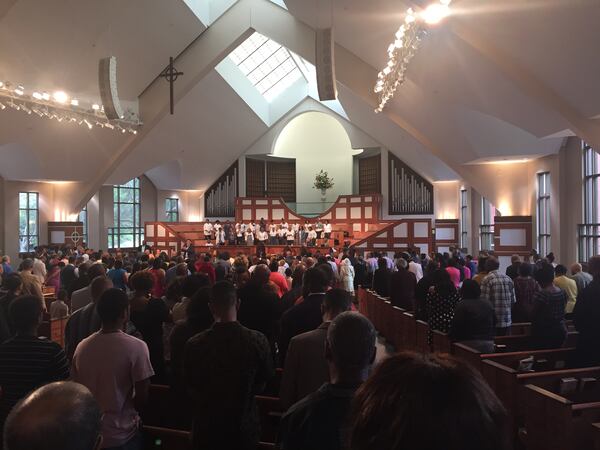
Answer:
0;243;598;450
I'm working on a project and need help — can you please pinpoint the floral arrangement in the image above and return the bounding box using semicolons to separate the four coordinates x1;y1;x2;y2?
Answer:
313;170;335;190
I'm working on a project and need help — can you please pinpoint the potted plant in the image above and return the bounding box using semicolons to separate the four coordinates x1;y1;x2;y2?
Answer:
313;170;335;202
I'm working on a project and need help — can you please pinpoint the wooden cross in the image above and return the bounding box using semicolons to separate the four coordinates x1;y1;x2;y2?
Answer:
159;57;184;115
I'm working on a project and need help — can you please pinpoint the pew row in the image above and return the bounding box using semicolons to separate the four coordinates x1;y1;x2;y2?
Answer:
523;383;600;450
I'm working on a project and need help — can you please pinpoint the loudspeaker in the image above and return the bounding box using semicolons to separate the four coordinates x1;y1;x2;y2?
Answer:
98;56;124;121
315;28;337;101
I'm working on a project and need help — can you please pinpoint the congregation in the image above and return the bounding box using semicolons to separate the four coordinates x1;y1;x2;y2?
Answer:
0;241;598;450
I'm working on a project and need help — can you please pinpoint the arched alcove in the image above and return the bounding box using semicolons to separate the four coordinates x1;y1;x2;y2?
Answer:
272;111;362;206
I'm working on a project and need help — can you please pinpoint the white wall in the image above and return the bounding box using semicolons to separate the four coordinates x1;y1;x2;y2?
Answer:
272;111;362;204
157;190;203;222
434;181;460;220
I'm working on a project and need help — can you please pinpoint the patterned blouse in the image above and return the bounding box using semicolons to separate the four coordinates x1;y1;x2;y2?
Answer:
425;289;461;345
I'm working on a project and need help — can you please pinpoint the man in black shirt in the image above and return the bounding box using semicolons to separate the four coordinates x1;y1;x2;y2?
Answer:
277;312;376;450
184;281;273;450
0;295;70;429
449;280;496;353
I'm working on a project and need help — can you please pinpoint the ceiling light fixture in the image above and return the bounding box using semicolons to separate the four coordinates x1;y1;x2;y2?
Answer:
421;2;451;24
52;91;69;103
374;0;452;112
0;79;141;134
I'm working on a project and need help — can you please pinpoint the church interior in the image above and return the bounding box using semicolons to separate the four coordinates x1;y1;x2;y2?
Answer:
1;1;600;449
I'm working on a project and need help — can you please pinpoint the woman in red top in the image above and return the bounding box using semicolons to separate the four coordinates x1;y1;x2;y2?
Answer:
195;254;216;285
149;258;166;298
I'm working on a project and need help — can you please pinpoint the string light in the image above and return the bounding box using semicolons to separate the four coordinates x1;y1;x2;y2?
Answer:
0;80;141;134
374;1;452;113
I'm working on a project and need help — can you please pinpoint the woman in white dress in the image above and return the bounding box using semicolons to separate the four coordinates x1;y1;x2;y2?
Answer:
339;258;355;295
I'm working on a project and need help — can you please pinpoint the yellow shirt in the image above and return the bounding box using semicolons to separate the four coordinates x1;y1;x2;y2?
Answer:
554;275;578;313
472;272;488;285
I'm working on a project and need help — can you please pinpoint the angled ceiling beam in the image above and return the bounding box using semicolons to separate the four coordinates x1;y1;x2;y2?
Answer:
451;21;600;150
71;0;255;213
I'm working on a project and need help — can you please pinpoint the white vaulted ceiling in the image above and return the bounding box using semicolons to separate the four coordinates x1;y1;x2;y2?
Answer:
0;0;598;204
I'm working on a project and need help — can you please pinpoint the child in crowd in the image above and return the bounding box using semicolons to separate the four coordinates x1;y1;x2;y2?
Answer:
50;289;69;319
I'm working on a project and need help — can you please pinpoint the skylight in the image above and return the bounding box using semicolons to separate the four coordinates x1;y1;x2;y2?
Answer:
228;32;304;102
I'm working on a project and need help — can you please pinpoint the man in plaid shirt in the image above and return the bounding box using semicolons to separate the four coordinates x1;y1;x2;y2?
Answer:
480;257;516;336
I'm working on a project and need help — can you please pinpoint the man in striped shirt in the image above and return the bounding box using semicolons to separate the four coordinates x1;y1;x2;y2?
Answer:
0;295;69;429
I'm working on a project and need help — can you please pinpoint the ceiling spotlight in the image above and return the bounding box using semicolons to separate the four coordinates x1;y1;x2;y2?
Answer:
0;81;3;88
70;98;79;106
83;119;93;129
42;92;50;101
32;92;43;100
21;104;32;114
104;122;114;129
421;2;451;25
14;86;24;96
92;104;100;110
0;102;5;110
53;90;69;103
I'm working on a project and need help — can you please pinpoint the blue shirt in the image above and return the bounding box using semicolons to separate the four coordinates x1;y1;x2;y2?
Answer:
107;268;127;291
1;263;13;275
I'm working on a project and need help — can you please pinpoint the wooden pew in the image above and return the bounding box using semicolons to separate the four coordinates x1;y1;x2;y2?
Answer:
495;331;578;352
391;306;406;350
255;395;283;444
432;330;452;354
482;359;600;439
415;320;430;353
382;299;395;343
142;425;191;450
593;422;600;450
401;312;416;352
523;383;600;450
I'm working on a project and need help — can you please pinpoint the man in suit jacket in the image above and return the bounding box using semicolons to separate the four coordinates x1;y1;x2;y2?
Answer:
280;289;351;410
278;266;330;366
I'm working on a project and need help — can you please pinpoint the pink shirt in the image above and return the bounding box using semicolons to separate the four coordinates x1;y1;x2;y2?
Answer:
72;331;154;448
445;266;461;288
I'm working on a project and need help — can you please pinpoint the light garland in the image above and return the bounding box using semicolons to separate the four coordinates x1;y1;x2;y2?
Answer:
374;0;451;113
0;81;141;134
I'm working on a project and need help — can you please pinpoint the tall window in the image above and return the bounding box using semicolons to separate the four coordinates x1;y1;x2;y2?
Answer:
165;198;179;222
579;143;600;261
109;178;143;249
460;188;468;250
19;192;39;253
479;197;495;251
537;172;551;257
78;206;88;246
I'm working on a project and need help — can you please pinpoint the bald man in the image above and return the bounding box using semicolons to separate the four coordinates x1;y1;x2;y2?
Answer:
3;381;102;450
570;263;593;294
